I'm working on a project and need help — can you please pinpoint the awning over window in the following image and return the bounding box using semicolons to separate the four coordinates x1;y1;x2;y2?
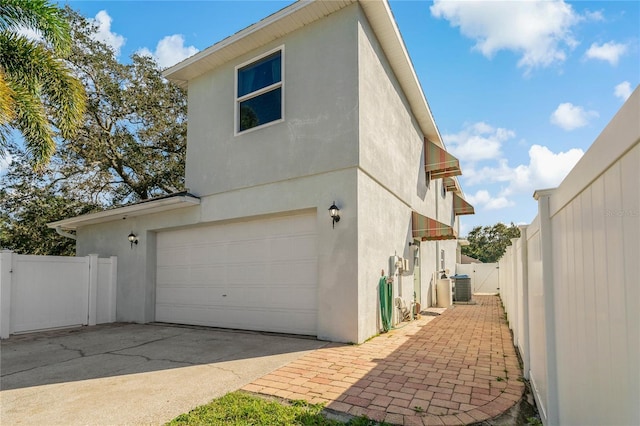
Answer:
412;211;457;241
424;138;461;180
443;176;461;193
453;193;475;216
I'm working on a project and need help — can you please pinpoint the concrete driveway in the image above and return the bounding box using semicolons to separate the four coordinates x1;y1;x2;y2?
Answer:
0;323;327;425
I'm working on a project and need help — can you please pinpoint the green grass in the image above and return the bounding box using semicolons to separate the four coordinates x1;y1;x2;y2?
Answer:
166;392;388;426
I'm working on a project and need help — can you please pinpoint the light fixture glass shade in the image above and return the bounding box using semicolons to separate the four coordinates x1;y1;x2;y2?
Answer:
329;202;339;218
329;202;340;229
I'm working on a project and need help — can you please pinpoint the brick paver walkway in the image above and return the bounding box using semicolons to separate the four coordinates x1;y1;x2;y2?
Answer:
243;295;524;425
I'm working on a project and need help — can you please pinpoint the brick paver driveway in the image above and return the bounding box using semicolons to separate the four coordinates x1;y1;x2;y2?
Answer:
244;295;524;425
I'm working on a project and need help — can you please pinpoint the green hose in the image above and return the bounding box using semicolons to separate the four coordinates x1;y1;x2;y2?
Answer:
379;277;392;332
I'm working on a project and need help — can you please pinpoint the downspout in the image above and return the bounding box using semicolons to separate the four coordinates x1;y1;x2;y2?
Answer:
435;179;440;275
55;226;77;240
434;179;440;306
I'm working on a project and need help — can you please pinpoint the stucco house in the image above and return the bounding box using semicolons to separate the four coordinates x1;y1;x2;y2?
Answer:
49;0;474;343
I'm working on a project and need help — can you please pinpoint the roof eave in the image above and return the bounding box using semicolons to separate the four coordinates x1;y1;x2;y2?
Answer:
163;0;356;88
358;0;442;144
47;195;201;231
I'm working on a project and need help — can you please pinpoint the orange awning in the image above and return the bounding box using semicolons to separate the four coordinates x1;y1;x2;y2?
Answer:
453;193;475;215
424;138;461;180
443;176;461;193
412;211;457;241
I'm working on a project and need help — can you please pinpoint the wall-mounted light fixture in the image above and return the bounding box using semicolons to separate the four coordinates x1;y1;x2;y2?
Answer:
329;202;340;229
128;232;138;249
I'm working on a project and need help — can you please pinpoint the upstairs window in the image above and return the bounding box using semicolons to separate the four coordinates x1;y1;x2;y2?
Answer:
236;48;283;133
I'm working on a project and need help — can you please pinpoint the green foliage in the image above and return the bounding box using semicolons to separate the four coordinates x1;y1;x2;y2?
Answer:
167;392;336;426
166;392;389;426
0;0;85;167
0;150;99;255
0;0;72;54
61;7;186;203
462;222;521;263
527;416;543;426
0;7;187;255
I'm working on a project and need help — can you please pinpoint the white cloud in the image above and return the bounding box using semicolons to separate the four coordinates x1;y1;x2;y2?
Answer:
443;122;515;164
585;41;627;65
449;120;584;210
138;35;199;69
430;0;579;73
504;144;583;195
584;10;605;22
614;81;633;102
463;158;515;186
466;190;514;210
550;102;598;130
463;144;583;199
90;11;126;56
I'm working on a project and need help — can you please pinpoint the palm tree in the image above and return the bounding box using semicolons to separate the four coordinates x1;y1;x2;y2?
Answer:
0;0;85;167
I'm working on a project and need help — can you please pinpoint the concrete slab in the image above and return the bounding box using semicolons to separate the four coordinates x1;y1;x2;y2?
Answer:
0;323;326;425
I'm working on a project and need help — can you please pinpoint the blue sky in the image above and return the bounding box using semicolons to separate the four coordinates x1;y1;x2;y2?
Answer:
28;1;640;234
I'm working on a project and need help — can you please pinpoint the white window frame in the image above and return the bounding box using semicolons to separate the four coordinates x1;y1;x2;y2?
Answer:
234;45;285;136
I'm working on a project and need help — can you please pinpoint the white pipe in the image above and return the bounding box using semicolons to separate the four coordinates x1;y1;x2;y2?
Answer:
55;226;77;240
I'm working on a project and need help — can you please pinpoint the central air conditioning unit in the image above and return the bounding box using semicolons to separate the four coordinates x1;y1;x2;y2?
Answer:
453;275;472;302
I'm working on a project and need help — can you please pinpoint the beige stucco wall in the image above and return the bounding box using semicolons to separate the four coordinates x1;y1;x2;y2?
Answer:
185;4;360;197
75;3;464;344
356;8;458;339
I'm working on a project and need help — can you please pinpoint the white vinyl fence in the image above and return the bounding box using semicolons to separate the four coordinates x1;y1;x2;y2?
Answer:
455;263;500;294
0;251;117;338
499;87;639;426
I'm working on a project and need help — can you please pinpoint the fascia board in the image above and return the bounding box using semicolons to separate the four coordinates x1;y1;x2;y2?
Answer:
47;196;201;230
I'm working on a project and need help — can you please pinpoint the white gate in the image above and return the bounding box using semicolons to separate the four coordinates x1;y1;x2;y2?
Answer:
0;251;117;338
456;263;500;294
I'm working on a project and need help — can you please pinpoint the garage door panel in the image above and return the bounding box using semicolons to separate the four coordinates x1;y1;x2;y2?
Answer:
157;247;192;266
189;265;228;284
157;264;227;285
226;262;269;284
270;235;316;260
155;305;316;335
156;213;318;336
156;287;225;305
221;286;317;309
226;239;267;259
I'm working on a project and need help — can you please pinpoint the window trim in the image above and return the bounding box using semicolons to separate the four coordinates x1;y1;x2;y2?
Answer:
234;45;285;136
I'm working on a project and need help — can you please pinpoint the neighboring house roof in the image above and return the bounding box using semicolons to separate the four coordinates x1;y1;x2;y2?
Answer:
47;192;200;231
461;254;483;264
163;0;445;147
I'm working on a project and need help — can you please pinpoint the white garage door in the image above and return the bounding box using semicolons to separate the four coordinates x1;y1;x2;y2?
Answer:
156;213;318;335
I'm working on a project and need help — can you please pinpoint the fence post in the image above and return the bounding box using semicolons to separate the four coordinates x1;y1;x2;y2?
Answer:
519;225;531;380
109;256;117;322
511;238;520;348
88;254;99;326
534;189;559;425
0;250;14;339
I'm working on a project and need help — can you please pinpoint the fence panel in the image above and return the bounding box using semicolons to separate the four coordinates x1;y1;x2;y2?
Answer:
0;252;117;338
11;255;89;334
96;257;117;324
499;87;639;425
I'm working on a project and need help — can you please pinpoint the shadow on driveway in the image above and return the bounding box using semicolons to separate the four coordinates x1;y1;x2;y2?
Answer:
1;322;325;390
0;323;326;425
